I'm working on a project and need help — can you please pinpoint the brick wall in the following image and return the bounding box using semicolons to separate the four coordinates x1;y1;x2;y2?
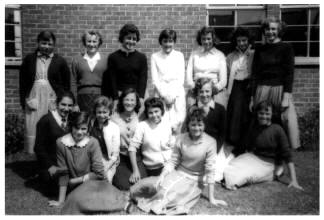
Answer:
5;4;319;117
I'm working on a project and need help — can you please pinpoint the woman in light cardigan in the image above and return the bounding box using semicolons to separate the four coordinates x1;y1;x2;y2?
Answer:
226;27;254;155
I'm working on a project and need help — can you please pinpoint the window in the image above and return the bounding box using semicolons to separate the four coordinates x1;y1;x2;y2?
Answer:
280;5;319;64
5;5;22;66
207;4;266;55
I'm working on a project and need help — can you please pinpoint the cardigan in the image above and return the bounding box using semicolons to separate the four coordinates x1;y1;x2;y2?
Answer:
163;133;216;184
226;48;254;95
102;49;148;99
19;51;71;109
251;42;295;94
34;111;68;170
194;102;226;152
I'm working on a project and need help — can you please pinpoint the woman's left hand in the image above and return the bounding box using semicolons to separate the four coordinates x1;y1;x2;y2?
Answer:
48;200;63;207
209;198;228;207
288;181;304;190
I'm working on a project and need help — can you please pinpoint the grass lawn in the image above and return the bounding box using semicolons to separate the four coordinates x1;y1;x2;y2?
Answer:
5;150;319;215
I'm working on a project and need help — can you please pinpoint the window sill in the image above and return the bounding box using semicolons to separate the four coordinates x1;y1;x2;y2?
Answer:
5;58;22;66
295;57;319;66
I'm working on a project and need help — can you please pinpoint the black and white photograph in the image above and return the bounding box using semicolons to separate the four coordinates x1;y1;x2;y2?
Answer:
3;1;320;215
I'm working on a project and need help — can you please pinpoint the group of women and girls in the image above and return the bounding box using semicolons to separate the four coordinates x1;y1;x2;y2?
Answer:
19;16;303;215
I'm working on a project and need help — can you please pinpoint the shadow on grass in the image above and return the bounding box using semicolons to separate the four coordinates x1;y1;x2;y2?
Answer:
5;160;58;199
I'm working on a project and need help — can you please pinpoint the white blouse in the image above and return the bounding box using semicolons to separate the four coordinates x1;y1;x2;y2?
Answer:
151;49;185;99
186;47;227;91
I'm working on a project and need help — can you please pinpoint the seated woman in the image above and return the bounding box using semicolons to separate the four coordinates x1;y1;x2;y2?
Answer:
223;101;303;190
129;107;227;215
48;111;106;207
111;88;148;190
34;90;75;195
128;97;175;179
89;96;120;183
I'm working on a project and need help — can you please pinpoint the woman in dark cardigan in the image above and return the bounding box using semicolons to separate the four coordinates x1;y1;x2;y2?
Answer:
19;31;70;153
102;23;148;112
34;90;75;195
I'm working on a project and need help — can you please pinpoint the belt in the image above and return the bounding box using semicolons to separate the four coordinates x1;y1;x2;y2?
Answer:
77;84;101;91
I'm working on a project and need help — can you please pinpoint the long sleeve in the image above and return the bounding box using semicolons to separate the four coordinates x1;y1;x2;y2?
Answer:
185;51;195;89
216;105;226;150
204;144;216;184
275;125;293;164
150;53;162;96
59;57;71;92
103;123;120;164
71;57;79;100
250;48;260;96
128;123;144;152
56;139;69;186
105;54;118;100
282;44;295;93
214;53;227;91
163;138;182;173
89;139;106;179
137;54;148;99
34;117;54;169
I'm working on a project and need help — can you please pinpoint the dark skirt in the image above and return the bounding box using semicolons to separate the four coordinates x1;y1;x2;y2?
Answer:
112;153;148;191
226;80;251;153
77;93;100;113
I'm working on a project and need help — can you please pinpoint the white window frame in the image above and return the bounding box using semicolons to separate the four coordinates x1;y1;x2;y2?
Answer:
280;4;319;65
5;4;22;66
206;4;266;45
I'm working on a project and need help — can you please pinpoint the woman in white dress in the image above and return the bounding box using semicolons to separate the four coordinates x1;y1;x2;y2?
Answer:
151;29;186;133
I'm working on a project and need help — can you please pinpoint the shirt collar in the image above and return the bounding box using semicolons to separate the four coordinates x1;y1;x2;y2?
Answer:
51;110;63;126
83;52;101;61
120;47;136;55
197;100;215;109
200;46;217;55
60;133;90;148
37;51;54;58
236;45;252;56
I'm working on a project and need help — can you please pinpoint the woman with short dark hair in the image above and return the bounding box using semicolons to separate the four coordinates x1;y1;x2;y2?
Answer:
71;30;107;113
19;30;71;153
102;23;148;112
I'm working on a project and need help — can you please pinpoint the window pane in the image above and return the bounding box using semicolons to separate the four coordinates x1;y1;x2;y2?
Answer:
5;42;16;57
217;43;231;55
5;25;15;40
214;27;234;42
282;26;307;41
281;8;308;25
209;10;234;26
290;42;307;57
5;8;14;24
310;42;319;57
310;26;319;41
209;4;235;7
237;10;265;25
310;8;319;24
242;27;263;41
